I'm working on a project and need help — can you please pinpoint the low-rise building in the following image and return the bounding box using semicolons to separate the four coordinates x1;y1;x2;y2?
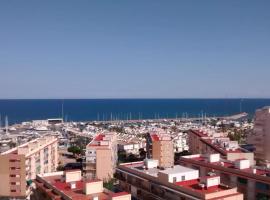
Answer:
188;129;254;165
173;132;189;152
115;159;243;200
179;153;270;200
33;170;131;200
118;142;141;155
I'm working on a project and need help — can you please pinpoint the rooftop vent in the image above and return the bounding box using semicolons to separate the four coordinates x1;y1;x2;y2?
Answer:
235;159;250;170
198;183;205;189
207;154;220;163
207;172;216;176
70;182;76;189
200;176;220;188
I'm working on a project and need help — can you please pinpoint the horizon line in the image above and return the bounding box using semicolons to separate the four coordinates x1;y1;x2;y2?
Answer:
1;97;270;100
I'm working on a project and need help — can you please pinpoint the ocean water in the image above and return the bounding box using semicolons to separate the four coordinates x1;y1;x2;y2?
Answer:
0;99;270;125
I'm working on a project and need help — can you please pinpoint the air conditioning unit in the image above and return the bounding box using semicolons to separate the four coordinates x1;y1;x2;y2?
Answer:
198;183;205;189
70;182;76;189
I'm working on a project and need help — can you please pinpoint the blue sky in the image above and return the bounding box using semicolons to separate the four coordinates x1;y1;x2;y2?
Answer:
0;1;270;98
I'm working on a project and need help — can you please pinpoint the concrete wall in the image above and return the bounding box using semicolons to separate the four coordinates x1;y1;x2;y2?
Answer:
84;180;103;195
0;154;26;197
96;149;113;181
152;140;174;168
65;170;81;183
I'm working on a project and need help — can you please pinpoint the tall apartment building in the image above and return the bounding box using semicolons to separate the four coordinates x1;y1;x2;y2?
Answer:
188;129;254;165
116;159;243;200
180;153;270;200
84;133;117;181
247;106;270;166
146;132;174;168
0;135;58;199
33;170;131;200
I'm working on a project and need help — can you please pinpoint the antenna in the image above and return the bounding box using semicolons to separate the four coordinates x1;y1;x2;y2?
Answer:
5;116;8;134
61;100;64;123
240;99;243;113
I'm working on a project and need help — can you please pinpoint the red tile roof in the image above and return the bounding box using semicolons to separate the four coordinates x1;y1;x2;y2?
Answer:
180;156;270;184
111;191;129;197
151;134;160;141
175;179;229;194
94;134;105;141
36;174;130;200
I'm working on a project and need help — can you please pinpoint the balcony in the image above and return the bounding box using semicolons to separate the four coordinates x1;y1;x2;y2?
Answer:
10;184;21;191
9;162;21;168
10;169;21;175
10;176;21;182
10;191;22;197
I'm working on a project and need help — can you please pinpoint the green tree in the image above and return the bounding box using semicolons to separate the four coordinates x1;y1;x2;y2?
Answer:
67;146;82;155
103;178;116;190
139;148;146;159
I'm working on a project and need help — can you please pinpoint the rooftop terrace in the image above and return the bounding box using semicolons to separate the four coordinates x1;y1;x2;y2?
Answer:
35;171;130;200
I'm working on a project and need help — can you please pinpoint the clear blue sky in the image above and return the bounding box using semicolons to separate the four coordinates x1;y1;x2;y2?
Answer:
0;1;270;99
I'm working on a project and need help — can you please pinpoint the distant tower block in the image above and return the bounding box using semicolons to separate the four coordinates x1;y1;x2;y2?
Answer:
247;106;270;166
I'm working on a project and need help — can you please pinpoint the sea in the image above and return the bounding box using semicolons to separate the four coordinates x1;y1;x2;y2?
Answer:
0;99;270;125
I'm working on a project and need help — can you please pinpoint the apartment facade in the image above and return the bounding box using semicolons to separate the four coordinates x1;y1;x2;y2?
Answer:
180;153;270;200
84;133;117;181
146;132;174;168
33;170;131;200
0;136;58;199
115;159;243;200
188;129;254;165
247;106;270;166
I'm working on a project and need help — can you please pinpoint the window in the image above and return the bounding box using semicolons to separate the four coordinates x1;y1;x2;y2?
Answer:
256;182;270;191
181;176;185;181
256;193;270;200
10;167;20;170
237;177;247;185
